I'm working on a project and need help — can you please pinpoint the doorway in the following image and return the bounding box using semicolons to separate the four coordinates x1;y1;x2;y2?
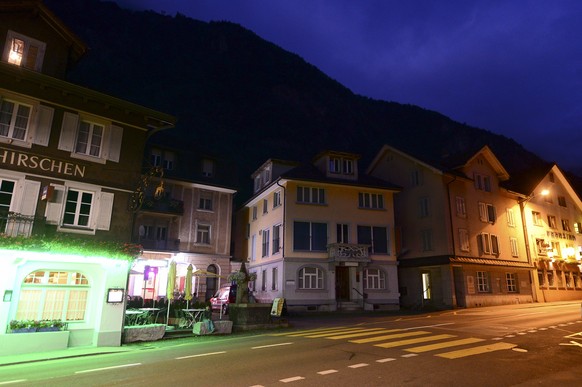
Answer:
422;272;432;302
336;266;350;301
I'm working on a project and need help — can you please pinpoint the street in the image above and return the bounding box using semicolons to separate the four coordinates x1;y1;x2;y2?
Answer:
1;302;581;386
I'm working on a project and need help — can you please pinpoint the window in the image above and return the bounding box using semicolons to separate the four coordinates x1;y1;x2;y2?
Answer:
478;233;500;255
419;197;429;218
272;224;282;254
273;191;281;208
298;267;324;289
63;189;93;227
420;229;433;251
547;215;557;229
163;152;175;170
336;223;349;243
263;199;268;214
358;193;384;209
357;225;389;254
363;268;386;290
201;159;214;177
156;226;167;242
329;157;354;175
476;271;489;292
510;237;519;257
0;98;31;141
3;31;46;71
198;191;213;211
506;273;517;292
261;228;270;257
575;222;582;234
411;169;423;186
532;211;542;226
151;149;162;166
550;241;561;258
562;219;571;232
250;234;256;262
261;270;267;291
196;224;210;244
478;202;496;223
536;238;547;256
474;173;491;192
75;121;104;157
16;270;89;321
558;196;567;207
271;268;278;290
455;197;466;217
297;186;325;204
293;221;327;251
459;229;470;252
252;206;257;221
0;179;15;216
506;208;515;227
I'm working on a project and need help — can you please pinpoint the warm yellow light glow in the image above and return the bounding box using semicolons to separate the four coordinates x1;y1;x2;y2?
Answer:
540;189;550;196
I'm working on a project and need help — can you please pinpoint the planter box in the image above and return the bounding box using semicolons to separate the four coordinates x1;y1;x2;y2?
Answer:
229;303;274;331
123;324;166;343
0;331;70;356
193;320;233;335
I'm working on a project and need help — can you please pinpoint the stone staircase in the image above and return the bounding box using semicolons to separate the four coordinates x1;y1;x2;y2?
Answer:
337;301;363;311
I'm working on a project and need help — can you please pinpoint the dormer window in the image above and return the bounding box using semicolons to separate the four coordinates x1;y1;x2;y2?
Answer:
3;31;46;72
202;159;214;177
329;157;354;175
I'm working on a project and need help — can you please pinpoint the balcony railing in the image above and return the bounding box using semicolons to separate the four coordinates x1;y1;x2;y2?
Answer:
140;196;184;215
0;212;35;237
138;238;180;251
328;243;371;262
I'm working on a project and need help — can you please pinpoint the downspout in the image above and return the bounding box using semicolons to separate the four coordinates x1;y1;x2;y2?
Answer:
446;176;458;308
519;196;539;302
276;180;286;297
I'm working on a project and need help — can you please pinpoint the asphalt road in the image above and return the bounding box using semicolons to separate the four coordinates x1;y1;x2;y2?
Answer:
1;302;581;386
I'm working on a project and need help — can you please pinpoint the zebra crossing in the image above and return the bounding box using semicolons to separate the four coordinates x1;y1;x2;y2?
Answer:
271;326;517;359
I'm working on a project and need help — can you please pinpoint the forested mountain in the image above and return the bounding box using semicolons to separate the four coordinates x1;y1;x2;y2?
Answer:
44;0;557;202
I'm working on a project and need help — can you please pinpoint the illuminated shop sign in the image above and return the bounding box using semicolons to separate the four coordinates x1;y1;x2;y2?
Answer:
0;149;85;178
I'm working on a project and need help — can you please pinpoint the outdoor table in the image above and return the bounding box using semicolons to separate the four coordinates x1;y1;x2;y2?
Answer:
124;310;142;326
181;308;206;328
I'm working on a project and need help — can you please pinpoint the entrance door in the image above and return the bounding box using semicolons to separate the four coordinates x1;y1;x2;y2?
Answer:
422;272;432;301
335;266;350;301
453;266;466;308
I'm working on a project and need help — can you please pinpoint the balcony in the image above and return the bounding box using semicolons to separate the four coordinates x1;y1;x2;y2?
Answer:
328;243;371;263
140;196;184;216
0;212;35;237
139;238;180;251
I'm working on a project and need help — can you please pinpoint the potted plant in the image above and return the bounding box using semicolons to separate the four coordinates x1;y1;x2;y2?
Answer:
37;319;66;332
9;319;36;333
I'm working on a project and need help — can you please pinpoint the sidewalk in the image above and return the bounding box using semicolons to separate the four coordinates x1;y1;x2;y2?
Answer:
0;346;133;367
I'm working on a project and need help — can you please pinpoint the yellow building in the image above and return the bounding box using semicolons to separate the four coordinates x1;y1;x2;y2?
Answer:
369;145;536;309
236;151;401;311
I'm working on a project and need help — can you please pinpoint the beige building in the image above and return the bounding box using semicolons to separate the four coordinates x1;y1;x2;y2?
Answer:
509;164;582;302
235;151;401;311
129;144;237;303
368;145;535;309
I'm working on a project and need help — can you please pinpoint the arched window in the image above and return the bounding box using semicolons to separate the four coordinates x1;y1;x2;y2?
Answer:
16;270;90;321
364;268;386;290
298;266;324;289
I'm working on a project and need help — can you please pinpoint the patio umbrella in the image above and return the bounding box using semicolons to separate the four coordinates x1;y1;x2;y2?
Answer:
165;261;176;325
185;264;193;309
193;269;226;297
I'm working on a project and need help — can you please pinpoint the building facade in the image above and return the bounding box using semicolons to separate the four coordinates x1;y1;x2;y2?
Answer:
236;151;401;311
0;0;175;355
368;145;536;309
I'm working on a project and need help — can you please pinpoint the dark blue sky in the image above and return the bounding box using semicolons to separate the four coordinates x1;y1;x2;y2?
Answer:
117;0;582;170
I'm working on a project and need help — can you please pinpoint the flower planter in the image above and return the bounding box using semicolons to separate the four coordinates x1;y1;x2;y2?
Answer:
11;328;37;333
123;324;166;343
38;327;61;332
0;331;70;356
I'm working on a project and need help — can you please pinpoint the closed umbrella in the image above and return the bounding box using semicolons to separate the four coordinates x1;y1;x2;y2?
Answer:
185;264;193;309
165;261;176;325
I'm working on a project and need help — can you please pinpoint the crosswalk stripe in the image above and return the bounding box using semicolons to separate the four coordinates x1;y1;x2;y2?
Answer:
350;330;430;344
306;328;385;338
436;342;517;359
405;337;485;353
269;327;348;336
326;329;403;340
375;334;456;348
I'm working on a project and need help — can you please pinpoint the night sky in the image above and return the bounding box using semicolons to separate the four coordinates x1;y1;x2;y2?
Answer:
116;0;582;170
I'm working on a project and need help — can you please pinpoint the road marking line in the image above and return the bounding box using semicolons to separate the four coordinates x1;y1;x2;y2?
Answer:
75;363;141;374
350;330;430;344
376;358;396;363
280;376;305;383
401;354;418;358
527;330;537;333
0;380;28;385
405;337;485;353
307;328;384;338
491;337;503;340
505;335;515;338
539;328;548;330
402;323;454;331
375;334;455;348
348;363;369;368
512;348;528;352
270;327;348;336
560;341;582;347
317;369;338;375
252;342;293;349
436;342;517;359
175;351;226;360
326;329;402;340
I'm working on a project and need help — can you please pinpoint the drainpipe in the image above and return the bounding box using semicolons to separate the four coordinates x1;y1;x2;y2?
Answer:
518;195;539;302
446;176;458;308
276;180;286;296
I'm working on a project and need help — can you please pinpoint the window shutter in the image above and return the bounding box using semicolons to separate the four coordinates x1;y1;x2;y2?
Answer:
491;235;499;255
45;185;65;224
105;125;123;162
96;192;114;230
31;105;53;146
488;205;496;223
478;202;487;222
58;112;78;151
18;180;40;216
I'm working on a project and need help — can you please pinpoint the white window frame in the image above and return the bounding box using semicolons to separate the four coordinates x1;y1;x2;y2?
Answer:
478;233;499;255
478;202;496;223
297;186;326;204
506;273;517;292
358;192;384;209
476;271;489;292
3;30;46;71
510;237;519;257
506;208;515;227
198;191;213;211
196;223;211;244
474;173;491;192
273;190;282;208
272;224;282;254
261;228;270;257
298;266;324;289
459;228;470;252
363;268;386;290
455;196;466;217
532;211;542;226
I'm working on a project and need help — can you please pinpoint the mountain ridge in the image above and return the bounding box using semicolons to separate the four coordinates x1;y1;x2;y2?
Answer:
43;0;562;201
